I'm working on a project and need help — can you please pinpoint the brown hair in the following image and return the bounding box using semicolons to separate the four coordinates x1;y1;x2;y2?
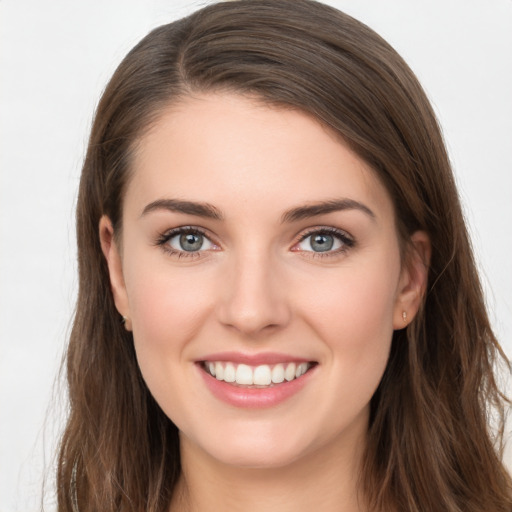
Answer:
57;1;511;510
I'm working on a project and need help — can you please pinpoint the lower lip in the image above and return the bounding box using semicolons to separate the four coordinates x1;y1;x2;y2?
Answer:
198;364;316;409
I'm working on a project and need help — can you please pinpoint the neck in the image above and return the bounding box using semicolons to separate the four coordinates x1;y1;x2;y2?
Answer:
170;426;368;512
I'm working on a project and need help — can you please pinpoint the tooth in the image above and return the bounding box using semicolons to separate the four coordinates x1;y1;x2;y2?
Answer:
223;362;236;383
215;362;224;380
271;364;285;384
285;363;296;381
235;364;253;385
253;365;272;385
208;362;216;377
296;362;308;378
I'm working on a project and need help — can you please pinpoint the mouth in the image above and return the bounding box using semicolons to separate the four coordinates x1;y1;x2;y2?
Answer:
200;360;317;388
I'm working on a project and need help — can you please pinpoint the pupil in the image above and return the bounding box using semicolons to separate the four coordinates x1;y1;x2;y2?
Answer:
180;233;202;251
311;234;333;252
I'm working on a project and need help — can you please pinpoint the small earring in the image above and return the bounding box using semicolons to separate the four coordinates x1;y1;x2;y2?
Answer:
402;311;407;322
121;315;132;331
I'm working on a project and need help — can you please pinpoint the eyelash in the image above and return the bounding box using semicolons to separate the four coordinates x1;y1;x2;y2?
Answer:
155;226;355;260
293;227;355;259
155;226;214;260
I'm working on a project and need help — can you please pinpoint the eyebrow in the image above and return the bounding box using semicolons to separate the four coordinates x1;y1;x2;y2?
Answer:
141;198;224;220
140;197;375;223
281;199;376;223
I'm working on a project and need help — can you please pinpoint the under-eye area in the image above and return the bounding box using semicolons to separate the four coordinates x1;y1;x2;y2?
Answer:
200;361;318;387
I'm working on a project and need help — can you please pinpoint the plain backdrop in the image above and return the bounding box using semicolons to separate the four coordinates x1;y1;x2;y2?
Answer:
1;1;511;510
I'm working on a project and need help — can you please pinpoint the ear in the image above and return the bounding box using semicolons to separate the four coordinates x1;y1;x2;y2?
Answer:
393;230;431;329
99;215;132;331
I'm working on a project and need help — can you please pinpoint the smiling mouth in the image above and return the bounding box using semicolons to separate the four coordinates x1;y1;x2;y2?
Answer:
200;361;317;387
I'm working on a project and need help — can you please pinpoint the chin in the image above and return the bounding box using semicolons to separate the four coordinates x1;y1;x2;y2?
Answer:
183;425;314;470
209;444;306;470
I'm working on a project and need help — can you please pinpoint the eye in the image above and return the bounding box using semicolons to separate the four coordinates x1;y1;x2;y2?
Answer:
156;227;217;256
293;227;354;255
300;233;339;252
168;231;214;252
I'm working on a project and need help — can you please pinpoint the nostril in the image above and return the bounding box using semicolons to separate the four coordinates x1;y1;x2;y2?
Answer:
215;268;291;335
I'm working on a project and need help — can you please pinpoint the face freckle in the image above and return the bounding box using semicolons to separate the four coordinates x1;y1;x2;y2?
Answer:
111;92;408;471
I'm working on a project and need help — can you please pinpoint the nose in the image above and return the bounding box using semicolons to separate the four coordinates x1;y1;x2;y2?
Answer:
216;251;291;337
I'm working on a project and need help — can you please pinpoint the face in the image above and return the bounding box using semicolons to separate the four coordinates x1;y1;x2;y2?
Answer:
101;93;427;470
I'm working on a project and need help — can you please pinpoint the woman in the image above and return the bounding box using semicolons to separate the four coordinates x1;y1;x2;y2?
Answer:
57;0;511;510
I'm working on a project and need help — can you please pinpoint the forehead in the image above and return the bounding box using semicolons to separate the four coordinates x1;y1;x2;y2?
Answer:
126;92;395;223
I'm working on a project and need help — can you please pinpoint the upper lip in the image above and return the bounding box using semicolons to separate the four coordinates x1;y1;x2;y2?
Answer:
197;351;316;365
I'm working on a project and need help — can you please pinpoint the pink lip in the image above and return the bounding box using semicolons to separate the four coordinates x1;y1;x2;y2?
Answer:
197;351;313;365
197;361;317;409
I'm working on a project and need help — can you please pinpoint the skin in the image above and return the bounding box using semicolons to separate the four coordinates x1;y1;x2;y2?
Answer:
100;93;430;512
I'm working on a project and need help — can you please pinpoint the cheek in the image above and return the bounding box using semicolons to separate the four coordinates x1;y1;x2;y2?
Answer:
123;258;215;391
125;267;218;434
339;267;397;339
304;259;398;328
291;258;400;438
298;252;400;379
126;257;213;343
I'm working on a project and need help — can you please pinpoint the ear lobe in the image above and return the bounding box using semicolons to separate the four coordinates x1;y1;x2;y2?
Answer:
393;230;431;329
99;215;132;330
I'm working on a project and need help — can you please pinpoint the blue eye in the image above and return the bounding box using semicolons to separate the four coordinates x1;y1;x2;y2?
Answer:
307;233;336;252
158;227;216;255
170;232;209;252
295;228;353;254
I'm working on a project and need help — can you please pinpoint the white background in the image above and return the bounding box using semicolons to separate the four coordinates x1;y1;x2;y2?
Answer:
1;1;511;510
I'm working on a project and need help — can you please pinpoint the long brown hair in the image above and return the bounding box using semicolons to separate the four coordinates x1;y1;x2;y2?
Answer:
57;1;511;510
